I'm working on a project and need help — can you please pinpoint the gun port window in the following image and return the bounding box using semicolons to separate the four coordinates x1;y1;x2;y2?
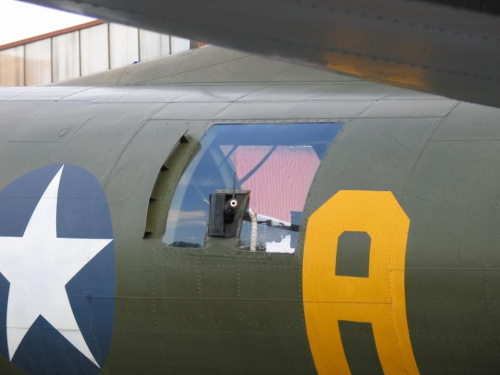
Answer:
163;123;342;252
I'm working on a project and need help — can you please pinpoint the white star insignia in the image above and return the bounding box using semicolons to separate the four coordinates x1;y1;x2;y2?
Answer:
0;166;112;367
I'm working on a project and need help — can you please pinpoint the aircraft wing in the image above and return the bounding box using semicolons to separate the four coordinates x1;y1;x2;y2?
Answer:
22;0;500;108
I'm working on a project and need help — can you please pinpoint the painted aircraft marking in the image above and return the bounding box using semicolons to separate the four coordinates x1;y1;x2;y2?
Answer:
0;164;115;374
303;190;419;374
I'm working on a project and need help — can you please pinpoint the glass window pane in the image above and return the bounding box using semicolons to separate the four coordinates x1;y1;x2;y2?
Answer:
0;46;24;86
171;36;190;54
164;123;343;252
52;31;80;83
25;39;51;86
110;23;139;69
139;29;170;61
81;24;109;76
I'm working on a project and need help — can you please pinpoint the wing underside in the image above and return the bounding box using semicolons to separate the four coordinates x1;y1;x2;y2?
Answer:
21;0;500;108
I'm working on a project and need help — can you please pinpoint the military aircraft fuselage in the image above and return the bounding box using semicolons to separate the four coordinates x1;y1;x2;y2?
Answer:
0;47;499;374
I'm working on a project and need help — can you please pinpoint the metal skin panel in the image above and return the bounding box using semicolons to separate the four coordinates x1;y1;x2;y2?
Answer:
25;0;500;108
0;49;500;373
403;140;500;372
55;47;356;87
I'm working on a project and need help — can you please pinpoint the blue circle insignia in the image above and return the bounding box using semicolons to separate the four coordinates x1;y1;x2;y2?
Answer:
0;164;115;374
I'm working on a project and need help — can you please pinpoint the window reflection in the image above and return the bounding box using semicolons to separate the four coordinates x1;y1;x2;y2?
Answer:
230;145;320;253
164;123;343;252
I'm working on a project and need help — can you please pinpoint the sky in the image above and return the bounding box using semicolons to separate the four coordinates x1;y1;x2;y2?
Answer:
0;0;95;46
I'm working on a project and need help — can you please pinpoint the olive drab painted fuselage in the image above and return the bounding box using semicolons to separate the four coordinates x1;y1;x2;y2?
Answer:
0;47;499;374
